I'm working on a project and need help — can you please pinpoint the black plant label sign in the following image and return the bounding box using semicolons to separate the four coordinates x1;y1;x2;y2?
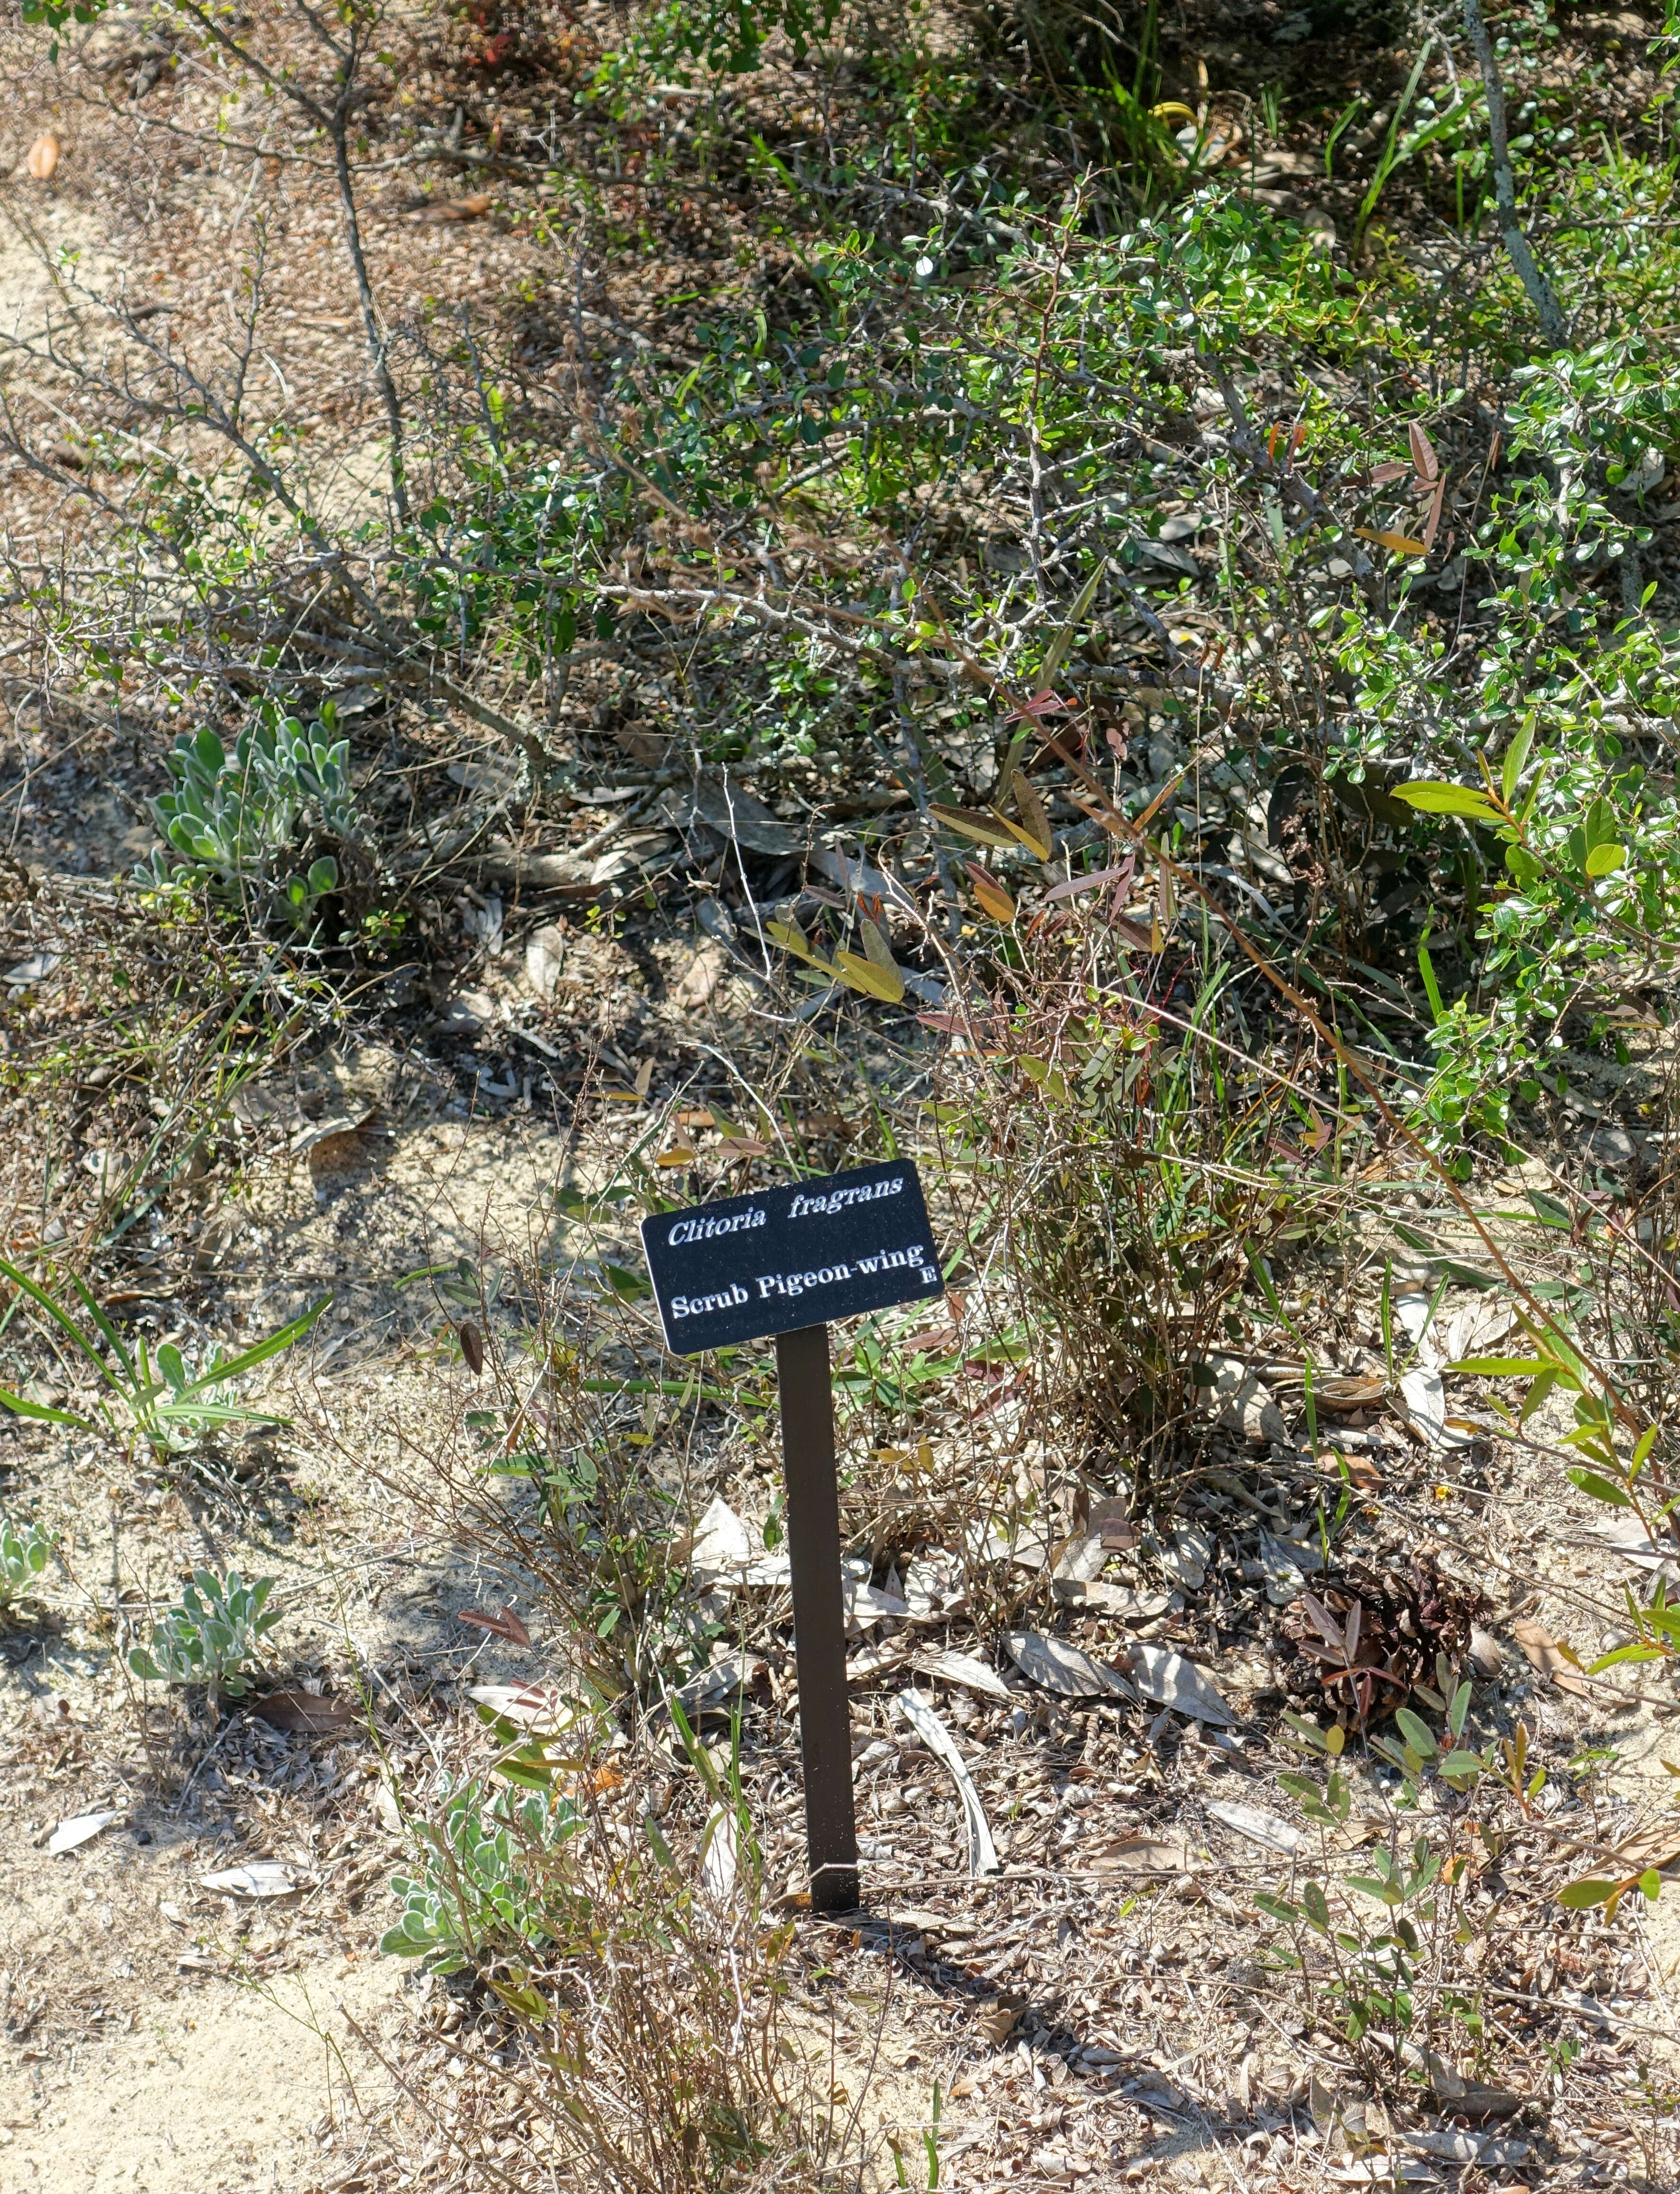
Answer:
640;1160;944;1355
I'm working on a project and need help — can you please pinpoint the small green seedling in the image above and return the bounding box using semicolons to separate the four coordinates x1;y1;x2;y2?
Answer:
0;1516;53;1609
128;1567;282;1702
137;702;358;934
381;1779;586;1974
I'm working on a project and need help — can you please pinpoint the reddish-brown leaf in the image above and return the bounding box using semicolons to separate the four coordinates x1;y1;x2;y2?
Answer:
1408;420;1440;485
458;1321;485;1376
460;1605;533;1648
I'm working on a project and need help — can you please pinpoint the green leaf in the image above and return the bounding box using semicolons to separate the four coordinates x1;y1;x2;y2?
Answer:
0;1258;126;1389
1640;1869;1662;1901
1587;1642;1665;1671
1504;843;1543;885
68;1268;139;1385
1567;1467;1631;1508
1439;1750;1487;1780
1392;780;1503;821
1253;1892;1301;1925
380;1926;433;1957
0;1385;94;1429
182;1297;331;1392
1519;1365;1561;1424
1347;1872;1403;1905
1301;1879;1330;1932
765;916;817;963
1394;1708;1439;1759
1417;930;1444;1025
1035;556;1107;693
1558;1878;1618;1909
1584;841;1626;878
1447;1355;1558;1377
832;948;906;1004
856;918;908;1001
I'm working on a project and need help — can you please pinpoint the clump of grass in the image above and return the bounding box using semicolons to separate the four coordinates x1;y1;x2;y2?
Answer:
927;916;1330;1501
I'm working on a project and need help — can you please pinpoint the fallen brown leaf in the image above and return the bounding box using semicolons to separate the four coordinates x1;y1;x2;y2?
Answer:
1086;1833;1190;1872
1512;1615;1589;1698
1316;1446;1383;1490
459;1603;531;1648
1454;2086;1526;2122
411;191;493;222
458;1320;485;1377
25;132;59;182
974;2000;1021;2045
1612;1819;1680;1872
252;1690;360;1735
1333;1816;1384;1850
1087;1494;1137;1547
1315;1374;1388;1412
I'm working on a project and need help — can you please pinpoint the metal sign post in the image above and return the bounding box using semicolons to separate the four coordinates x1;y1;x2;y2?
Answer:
774;1321;858;1912
640;1160;943;1915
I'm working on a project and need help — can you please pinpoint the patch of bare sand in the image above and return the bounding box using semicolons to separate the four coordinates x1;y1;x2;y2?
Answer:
0;1957;403;2191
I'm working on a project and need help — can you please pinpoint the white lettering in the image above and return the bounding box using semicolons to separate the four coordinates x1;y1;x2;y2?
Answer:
787;1174;907;1220
669;1205;768;1248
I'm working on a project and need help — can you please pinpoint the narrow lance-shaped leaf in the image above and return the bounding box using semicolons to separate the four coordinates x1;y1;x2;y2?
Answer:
1502;716;1535;805
1036;556;1107;694
1355;526;1431;558
929;803;1020;850
1567;1466;1632;1509
1009;772;1054;860
0;1387;96;1430
1392;780;1504;821
182;1296;332;1393
0;1258;128;1389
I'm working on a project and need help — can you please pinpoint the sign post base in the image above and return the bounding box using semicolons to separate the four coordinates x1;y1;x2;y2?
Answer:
775;1322;860;1915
